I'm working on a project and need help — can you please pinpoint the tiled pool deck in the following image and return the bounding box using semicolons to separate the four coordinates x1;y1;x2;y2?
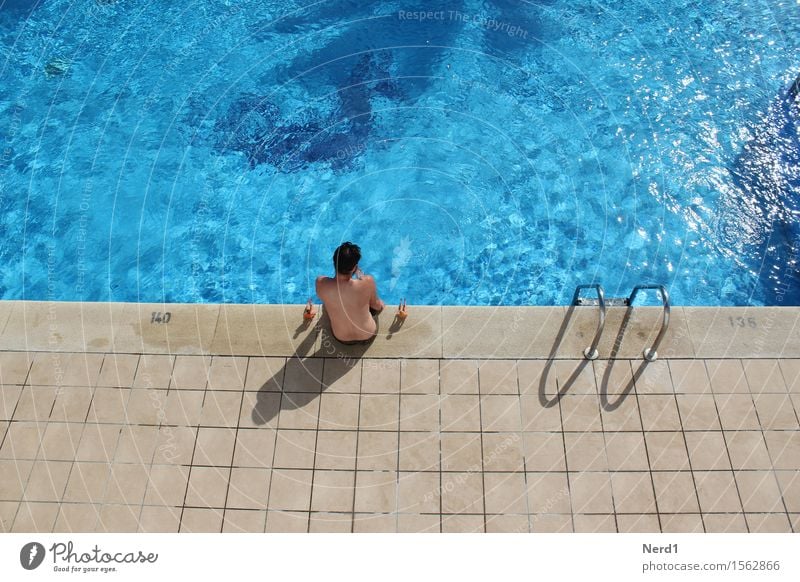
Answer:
0;301;798;533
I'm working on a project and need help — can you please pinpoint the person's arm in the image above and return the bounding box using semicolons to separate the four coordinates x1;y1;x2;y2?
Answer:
315;276;326;302
365;275;384;312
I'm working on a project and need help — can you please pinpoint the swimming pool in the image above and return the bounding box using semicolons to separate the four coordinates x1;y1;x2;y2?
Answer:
1;0;798;306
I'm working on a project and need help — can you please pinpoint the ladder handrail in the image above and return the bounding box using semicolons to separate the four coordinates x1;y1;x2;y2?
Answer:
572;284;606;360
627;284;670;361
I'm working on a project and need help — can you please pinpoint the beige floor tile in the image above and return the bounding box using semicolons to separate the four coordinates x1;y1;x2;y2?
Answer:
0;459;33;500
50;386;94;422
193;427;236;466
669;360;711;393
0;352;33;384
441;433;481;472
54;503;100;532
705;359;749;394
310;470;355;512
702;513;748;532
309;511;353;532
75;423;121;462
163;390;204;426
485;513;530;533
685;431;731;470
29;353;104;386
117;424;165;465
38;422;83;461
398;432;439;472
104;463;149;505
399;394;439;431
554;360;598;394
233;428;276;468
397;472;439;513
564;432;607;471
362;359;401;393
207;356;248;390
569;472;613;513
152;426;197;465
14;386;58;421
744;359;788;393
13;501;60;532
96;354;139;388
283;358;323;392
441;472;484;514
397;513;440;532
600;395;643;432
353;512;398;532
63;462;110;503
611;471;657;513
223;509;267;532
745;513;791;532
530;513;573;533
725;431;773;470
617;514;660;533
354;471;397;513
400;359;439;394
244;357;285;391
321;358;362;394
125;389;166;425
478;360;518;395
227;467;271;510
317;393;359;430
526;472;571;514
143;465;189;506
791;513;800;533
517;360;548;395
639;394;681;431
660;513;704;533
314;431;357;470
242;391;280;429
114;303;219;355
573;514;616;532
594;360;635;395
483;433;524;472
441;513;484;532
139;506;181;532
714;394;760;430
484;472;527;514
694;471;742;513
133;354;175;389
359;394;399;430
0;421;45;460
652;472;700;513
735;471;785;512
24;460;72;502
185;466;230;508
775;471;800;512
273;430;316;469
780;360;800;393
87;387;130;424
96;504;140;532
268;469;313;511
633;360;674;395
199;391;244;427
676;394;721;430
764;431;800;469
645;432;690;471
265;510;309;532
440;360;479;395
356;431;398;471
0;385;23;420
605;432;650;471
524;432;567;472
519;395;562;431
481;395;521;432
179;507;223;532
440;394;480;431
754;394;799;430
168;355;208;390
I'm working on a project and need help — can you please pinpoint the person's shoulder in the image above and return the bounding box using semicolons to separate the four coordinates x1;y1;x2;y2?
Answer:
361;274;376;286
315;275;330;288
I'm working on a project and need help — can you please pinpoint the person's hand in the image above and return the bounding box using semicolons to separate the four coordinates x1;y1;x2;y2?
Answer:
303;298;317;320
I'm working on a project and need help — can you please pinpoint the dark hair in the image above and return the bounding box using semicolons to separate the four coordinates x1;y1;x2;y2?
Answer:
333;241;361;275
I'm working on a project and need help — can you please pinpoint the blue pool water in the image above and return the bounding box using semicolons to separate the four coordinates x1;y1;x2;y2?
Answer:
1;0;799;306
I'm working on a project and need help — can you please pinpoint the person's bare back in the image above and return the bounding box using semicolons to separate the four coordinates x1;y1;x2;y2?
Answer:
316;242;384;343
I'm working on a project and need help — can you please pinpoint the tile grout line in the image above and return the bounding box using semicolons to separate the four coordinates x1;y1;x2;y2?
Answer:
348;358;366;534
629;360;663;533
262;357;287;532
513;359;533;533
394;359;402;533
176;353;204;532
555;364;575;533
592;361;619;533
476;362;487;533
437;358;442;532
219;356;252;533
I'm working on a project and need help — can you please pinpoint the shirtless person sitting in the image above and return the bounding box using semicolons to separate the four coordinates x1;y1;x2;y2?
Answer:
316;241;384;344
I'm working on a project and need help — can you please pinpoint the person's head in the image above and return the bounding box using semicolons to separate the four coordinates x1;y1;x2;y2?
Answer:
333;241;361;275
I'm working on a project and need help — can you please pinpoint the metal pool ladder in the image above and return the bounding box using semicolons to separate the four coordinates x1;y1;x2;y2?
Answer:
572;284;670;361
